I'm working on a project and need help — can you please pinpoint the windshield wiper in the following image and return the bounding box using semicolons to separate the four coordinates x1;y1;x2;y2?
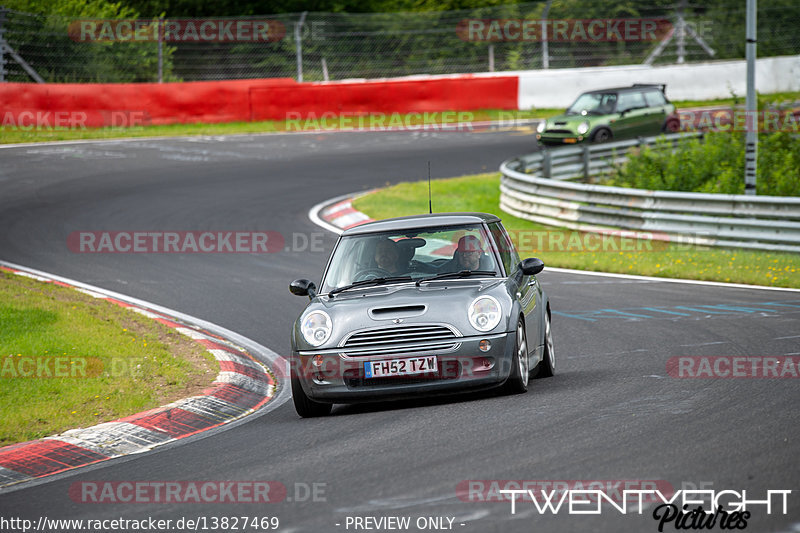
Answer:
328;276;412;297
415;270;496;287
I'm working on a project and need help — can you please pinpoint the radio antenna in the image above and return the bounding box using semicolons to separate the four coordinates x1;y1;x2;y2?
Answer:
427;161;432;214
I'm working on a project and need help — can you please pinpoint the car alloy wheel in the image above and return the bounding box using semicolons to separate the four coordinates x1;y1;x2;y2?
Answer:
538;311;555;378
504;318;529;394
592;128;611;143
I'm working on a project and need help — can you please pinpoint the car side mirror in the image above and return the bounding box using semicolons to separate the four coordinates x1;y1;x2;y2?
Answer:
519;257;544;276
289;279;317;299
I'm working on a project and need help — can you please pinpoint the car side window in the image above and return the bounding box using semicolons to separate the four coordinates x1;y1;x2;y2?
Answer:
600;94;617;114
644;90;667;107
488;222;519;276
617;92;646;113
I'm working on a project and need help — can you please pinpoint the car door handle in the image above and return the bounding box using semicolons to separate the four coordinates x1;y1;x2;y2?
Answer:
527;279;537;286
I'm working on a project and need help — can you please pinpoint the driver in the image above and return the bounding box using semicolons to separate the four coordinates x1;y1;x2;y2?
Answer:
374;238;404;274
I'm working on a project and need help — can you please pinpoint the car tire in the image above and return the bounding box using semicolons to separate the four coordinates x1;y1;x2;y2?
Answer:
591;127;612;143
536;311;555;378
503;318;529;394
291;372;333;418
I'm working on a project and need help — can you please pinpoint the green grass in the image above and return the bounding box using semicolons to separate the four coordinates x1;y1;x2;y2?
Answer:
0;271;216;446
3;90;798;145
670;90;800;110
352;173;800;289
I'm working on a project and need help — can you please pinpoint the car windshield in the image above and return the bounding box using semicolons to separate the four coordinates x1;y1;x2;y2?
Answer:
566;92;617;115
320;224;501;293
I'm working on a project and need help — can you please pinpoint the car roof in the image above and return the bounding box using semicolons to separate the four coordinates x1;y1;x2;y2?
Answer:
583;84;665;94
341;212;501;236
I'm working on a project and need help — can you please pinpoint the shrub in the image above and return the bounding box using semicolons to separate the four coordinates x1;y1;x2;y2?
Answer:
606;131;800;197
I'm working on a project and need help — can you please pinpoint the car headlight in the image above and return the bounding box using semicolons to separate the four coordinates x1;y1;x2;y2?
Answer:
468;296;502;332
577;121;590;135
301;310;332;347
536;121;546;133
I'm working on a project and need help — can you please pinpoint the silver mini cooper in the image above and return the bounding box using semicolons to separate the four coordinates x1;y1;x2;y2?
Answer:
289;213;554;417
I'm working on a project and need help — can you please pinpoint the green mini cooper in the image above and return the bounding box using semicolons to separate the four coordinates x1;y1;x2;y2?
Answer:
536;84;679;145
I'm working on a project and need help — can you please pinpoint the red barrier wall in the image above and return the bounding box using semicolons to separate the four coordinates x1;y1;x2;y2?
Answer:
250;76;519;121
0;76;518;129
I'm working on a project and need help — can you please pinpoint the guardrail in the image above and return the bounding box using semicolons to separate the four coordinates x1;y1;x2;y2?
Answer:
499;134;800;253
514;132;702;182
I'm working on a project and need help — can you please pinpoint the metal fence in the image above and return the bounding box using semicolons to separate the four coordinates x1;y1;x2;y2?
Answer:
499;134;800;253
1;2;799;83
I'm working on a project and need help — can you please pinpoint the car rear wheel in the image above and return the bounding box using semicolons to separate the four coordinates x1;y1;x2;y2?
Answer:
591;127;612;143
503;318;529;394
537;311;555;378
663;118;680;133
292;372;333;418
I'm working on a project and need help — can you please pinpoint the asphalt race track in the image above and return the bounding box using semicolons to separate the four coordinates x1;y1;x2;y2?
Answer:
1;130;798;533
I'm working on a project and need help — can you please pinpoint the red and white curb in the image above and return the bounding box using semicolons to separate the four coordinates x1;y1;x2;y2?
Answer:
309;192;375;235
0;261;289;490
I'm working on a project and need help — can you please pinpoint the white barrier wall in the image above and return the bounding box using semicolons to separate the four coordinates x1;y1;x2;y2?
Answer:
516;55;800;109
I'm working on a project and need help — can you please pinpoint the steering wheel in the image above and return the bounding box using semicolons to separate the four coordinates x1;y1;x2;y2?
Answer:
408;260;438;273
353;268;392;282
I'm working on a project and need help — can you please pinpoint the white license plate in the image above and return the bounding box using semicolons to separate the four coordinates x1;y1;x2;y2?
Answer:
364;356;438;378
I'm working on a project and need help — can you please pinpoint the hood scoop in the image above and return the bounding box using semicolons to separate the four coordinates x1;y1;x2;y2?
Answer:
369;305;426;320
554;121;566;125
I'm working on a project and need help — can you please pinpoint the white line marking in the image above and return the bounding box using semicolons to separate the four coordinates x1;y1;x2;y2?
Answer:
678;341;729;347
131;307;162;319
12;271;52;282
544;267;800;293
214;371;274;395
49;422;173;456
175;326;210;339
75;288;108;299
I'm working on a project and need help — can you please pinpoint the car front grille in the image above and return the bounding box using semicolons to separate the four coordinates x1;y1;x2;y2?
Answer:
542;129;573;135
340;324;459;357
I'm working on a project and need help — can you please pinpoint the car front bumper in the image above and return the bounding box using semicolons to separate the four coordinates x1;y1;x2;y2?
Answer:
536;131;587;144
292;331;516;403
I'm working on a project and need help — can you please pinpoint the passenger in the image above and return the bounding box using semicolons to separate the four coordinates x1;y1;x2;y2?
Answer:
441;235;484;272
